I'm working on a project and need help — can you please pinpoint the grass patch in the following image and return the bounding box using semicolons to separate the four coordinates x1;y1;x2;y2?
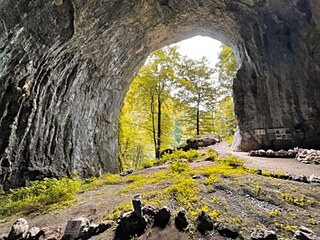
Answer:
81;173;126;191
0;177;81;218
280;192;316;208
160;149;202;164
106;155;247;223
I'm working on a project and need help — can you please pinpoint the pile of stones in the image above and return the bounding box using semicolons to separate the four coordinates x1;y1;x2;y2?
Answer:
0;218;113;240
249;148;320;165
115;206;244;239
1;211;319;240
0;218;44;240
295;148;320;164
249;149;297;158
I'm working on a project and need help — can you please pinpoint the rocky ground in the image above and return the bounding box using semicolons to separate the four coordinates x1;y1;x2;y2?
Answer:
0;144;319;240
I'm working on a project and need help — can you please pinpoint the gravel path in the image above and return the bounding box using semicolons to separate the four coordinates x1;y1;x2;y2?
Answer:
212;142;320;176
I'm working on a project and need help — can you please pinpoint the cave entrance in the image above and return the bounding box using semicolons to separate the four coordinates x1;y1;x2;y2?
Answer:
2;0;319;188
119;36;238;169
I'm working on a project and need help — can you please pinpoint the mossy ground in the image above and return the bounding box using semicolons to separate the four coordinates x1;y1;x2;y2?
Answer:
0;150;319;240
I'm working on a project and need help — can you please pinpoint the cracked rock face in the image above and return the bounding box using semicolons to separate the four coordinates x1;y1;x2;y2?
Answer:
0;0;319;189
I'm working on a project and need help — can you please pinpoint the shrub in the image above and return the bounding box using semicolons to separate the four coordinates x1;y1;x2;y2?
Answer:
169;161;190;174
217;155;245;168
161;149;201;163
0;177;81;218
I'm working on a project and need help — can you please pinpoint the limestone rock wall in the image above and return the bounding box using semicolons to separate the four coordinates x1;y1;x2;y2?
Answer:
0;0;319;188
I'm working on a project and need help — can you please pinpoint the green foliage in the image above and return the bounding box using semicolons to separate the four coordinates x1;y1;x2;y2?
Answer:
204;149;218;161
0;178;81;218
160;149;202;163
216;154;245;168
213;45;238;140
280;192;315;208
215;45;238;97
169;161;190;173
120;43;239;170
213;96;236;140
105;154;247;224
174;57;216;136
81;173;126;191
119;46;180;165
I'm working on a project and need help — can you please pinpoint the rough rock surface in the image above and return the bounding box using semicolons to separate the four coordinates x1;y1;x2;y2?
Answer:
1;0;320;188
251;228;278;240
7;218;29;240
292;226;319;240
186;134;221;149
115;211;148;239
249;149;297;158
196;211;213;234
174;209;189;230
154;206;171;228
295;148;320;164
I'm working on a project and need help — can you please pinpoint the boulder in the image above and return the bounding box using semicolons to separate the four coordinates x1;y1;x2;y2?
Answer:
76;221;113;240
251;228;278;240
296;149;320;164
174;209;189;230
39;228;63;240
0;235;7;240
25;227;44;240
274;150;288;157
96;220;114;234
120;168;134;177
154;206;171;228
292;226;318;240
142;205;157;224
115;211;148;239
196;211;213;234
249;150;259;157
258;150;266;156
310;174;320;183
216;222;241;239
186;134;221;150
266;150;275;157
7;218;29;240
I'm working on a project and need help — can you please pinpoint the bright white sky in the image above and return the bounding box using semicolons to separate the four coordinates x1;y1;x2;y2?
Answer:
174;36;222;66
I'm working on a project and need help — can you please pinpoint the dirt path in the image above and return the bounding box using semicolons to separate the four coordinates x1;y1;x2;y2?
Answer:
212;142;320;176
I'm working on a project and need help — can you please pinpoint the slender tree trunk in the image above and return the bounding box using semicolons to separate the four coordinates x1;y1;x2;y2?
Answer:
150;95;158;159
156;85;162;159
196;92;201;135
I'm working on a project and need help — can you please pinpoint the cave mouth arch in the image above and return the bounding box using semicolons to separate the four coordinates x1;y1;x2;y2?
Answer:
0;0;319;188
119;35;238;165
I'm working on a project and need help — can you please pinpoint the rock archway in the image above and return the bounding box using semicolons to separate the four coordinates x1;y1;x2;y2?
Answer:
0;0;319;188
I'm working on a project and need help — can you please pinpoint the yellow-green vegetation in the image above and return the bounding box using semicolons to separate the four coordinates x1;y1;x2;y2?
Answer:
81;173;126;191
280;192;316;208
169;161;190;173
191;155;246;178
0;177;81;218
106;155;246;223
269;209;281;218
160;149;202;164
254;183;262;196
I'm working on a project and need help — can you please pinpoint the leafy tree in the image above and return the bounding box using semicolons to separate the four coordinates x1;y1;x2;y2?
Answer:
213;96;236;139
215;45;238;96
213;45;238;140
175;57;216;136
119;46;180;162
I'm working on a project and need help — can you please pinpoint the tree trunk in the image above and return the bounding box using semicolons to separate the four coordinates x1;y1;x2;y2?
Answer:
196;93;201;135
156;86;162;159
151;95;157;159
